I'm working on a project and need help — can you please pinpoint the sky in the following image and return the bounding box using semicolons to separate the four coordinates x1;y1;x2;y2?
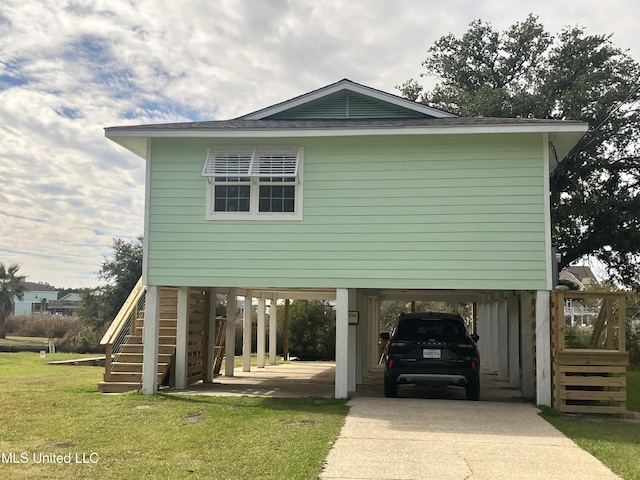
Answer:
1;0;638;289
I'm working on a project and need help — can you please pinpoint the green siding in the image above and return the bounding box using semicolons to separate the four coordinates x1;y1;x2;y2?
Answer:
267;91;426;119
146;133;548;290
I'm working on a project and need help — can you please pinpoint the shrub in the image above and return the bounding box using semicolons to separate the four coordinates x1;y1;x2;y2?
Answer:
56;317;105;354
5;315;76;338
627;325;640;366
564;325;593;349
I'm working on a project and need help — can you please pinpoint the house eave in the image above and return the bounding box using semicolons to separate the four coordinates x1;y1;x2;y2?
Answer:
106;122;588;159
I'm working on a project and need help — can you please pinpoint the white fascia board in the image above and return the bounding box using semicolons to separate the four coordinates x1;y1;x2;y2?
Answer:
243;80;457;119
106;122;588;140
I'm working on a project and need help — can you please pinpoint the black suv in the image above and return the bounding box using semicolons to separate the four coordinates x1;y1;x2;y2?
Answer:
380;312;480;400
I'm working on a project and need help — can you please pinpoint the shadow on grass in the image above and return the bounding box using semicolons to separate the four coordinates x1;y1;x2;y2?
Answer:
135;391;349;416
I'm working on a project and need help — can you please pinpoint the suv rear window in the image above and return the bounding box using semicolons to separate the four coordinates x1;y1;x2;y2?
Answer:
396;318;465;341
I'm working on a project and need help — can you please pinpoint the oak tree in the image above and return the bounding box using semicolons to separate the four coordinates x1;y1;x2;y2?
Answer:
400;15;640;290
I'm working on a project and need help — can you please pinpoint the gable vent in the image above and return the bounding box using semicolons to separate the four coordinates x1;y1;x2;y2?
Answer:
266;91;426;120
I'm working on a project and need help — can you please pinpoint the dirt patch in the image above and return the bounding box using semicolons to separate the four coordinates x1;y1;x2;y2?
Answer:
281;419;315;427
183;410;205;425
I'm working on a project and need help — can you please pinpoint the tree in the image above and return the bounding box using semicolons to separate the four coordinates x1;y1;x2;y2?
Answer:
380;301;473;333
278;300;336;360
79;236;143;333
400;15;640;290
0;263;25;338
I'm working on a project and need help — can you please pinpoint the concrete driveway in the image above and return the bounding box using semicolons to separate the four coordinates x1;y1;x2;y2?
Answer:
174;363;621;479
320;397;621;480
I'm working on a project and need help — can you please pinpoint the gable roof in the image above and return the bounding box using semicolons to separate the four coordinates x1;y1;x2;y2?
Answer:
105;79;589;162
239;78;456;120
565;266;599;285
19;281;58;293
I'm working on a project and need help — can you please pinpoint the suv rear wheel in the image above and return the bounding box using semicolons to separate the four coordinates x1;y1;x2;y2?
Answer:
383;378;397;398
465;376;480;401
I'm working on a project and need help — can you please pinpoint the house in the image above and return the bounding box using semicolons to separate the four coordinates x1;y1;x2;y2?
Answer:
13;280;58;315
105;79;588;403
561;265;600;327
565;265;599;288
47;293;82;316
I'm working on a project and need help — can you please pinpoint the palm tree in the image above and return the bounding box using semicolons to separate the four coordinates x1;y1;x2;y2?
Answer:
0;263;25;339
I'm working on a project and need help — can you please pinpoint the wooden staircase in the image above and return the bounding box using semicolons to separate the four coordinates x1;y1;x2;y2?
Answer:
98;285;228;393
98;284;178;393
98;323;177;393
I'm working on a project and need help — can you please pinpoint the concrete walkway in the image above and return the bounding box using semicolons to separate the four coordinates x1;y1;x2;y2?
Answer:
320;397;622;480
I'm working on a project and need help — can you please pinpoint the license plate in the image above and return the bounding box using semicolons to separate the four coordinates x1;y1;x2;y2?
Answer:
423;349;441;359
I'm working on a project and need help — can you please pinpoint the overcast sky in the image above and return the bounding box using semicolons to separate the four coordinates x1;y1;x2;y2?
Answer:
1;0;638;288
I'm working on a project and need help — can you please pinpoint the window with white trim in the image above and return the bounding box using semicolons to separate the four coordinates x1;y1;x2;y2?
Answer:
202;147;303;220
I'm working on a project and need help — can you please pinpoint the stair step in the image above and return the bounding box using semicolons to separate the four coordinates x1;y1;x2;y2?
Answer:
120;344;175;354
115;353;174;364
98;381;142;394
110;362;170;373
159;327;177;336
125;335;176;345
106;371;165;383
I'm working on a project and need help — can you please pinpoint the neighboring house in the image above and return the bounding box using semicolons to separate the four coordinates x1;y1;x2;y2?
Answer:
106;79;588;403
565;265;599;288
47;293;82;316
562;265;600;327
13;280;58;315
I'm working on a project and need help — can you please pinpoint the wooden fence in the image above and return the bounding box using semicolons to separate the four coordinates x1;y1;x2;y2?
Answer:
551;291;628;414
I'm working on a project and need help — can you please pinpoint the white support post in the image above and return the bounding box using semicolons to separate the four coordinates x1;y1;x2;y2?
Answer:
335;288;349;399
476;299;488;368
348;289;357;393
520;292;535;399
257;296;266;368
242;291;253;372
507;293;520;388
141;285;160;395
355;291;366;385
535;290;552;406
225;288;236;377
269;295;277;365
205;288;217;383
175;286;189;390
368;297;380;370
489;296;499;374
498;295;509;382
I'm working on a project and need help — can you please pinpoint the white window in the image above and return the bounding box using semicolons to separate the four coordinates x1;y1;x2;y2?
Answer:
202;146;303;220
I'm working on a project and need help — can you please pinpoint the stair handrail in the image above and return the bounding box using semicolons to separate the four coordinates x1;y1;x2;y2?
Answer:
100;277;145;383
100;277;144;346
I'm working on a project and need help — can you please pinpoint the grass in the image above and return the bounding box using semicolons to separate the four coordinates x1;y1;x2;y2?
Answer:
0;352;348;479
540;366;640;480
0;336;50;347
627;368;640;413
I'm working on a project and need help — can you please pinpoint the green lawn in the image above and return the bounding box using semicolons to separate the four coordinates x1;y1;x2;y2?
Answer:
2;351;639;479
540;367;640;480
0;336;50;347
0;352;348;480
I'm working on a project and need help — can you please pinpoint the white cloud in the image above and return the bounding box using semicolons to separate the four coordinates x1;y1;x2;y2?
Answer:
1;0;638;287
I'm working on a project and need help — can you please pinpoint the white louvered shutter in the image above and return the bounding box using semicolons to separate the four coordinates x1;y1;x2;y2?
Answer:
252;151;299;177
202;149;254;176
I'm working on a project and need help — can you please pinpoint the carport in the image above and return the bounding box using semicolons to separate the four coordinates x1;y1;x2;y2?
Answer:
169;286;549;404
174;360;528;403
